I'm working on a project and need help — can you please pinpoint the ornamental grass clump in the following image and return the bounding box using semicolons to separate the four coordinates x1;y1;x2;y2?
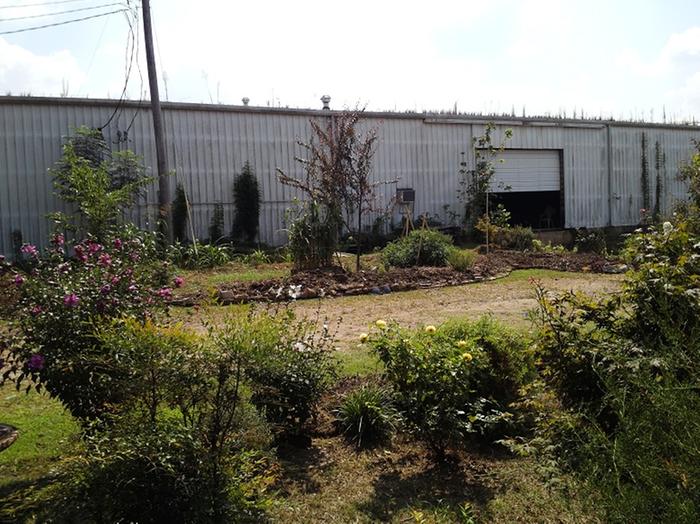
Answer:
368;316;535;459
335;384;402;448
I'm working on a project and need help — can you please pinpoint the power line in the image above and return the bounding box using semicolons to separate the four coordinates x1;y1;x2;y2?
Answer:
0;2;123;22
0;0;96;9
0;8;126;34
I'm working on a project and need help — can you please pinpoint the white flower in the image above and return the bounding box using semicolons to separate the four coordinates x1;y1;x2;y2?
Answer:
662;221;673;235
288;284;302;300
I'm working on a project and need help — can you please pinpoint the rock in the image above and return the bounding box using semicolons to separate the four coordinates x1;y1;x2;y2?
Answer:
381;284;392;294
370;287;382;295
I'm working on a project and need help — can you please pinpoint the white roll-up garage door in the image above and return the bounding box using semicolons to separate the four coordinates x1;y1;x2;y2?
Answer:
490;150;560;193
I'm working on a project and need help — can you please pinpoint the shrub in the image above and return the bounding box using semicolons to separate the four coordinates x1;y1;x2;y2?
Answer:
335;385;401;448
244;249;270;267
369;317;534;458
475;217;534;251
168;241;231;269
574;228;606;254
209;203;225;244
45;315;279;523
1;228;174;421
447;248;476;272
243;311;338;436
286;201;339;270
533;218;700;521
382;229;453;268
232;161;261;244
172;182;189;242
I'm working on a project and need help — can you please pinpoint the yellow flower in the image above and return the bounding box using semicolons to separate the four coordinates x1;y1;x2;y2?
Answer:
424;325;436;334
462;352;473;362
456;340;468;349
375;319;387;329
359;333;369;343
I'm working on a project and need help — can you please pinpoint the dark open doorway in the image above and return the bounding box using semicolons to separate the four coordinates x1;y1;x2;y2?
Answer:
491;191;562;230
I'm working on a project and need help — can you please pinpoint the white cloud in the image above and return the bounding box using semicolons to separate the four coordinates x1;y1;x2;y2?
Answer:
0;37;85;96
616;26;700;77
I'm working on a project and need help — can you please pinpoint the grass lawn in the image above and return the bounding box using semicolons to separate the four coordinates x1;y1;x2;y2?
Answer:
0;384;79;521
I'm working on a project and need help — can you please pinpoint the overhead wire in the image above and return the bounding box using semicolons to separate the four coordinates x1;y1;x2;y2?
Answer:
0;2;124;22
101;3;138;129
0;9;126;34
0;0;97;9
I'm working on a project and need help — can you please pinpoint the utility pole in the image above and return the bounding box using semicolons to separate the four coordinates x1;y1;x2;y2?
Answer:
141;0;171;244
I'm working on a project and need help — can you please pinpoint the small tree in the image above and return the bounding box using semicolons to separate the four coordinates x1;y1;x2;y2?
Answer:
209;203;224;244
232;162;261;244
278;109;392;270
458;123;513;238
51;127;150;241
172;183;188;242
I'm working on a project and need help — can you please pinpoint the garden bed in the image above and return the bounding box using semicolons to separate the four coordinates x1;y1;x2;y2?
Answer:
171;250;625;306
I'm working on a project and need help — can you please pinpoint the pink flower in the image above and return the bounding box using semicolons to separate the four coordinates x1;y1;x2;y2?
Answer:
63;293;79;307
173;276;184;288
111;276;121;285
21;244;38;257
74;245;87;262
30;305;43;316
128;284;137;292
13;274;24;286
113;238;123;249
157;287;173;299
28;354;45;371
88;242;103;254
52;234;65;246
98;253;112;267
100;284;111;295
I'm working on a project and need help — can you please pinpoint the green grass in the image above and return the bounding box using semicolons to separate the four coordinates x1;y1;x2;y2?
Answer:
176;262;290;295
498;268;589;282
337;347;383;377
0;384;79;520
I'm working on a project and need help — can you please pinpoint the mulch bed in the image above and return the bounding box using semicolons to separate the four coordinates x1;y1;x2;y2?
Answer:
171;250;626;307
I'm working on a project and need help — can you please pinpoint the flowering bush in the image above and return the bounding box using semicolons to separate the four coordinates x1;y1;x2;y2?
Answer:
368;316;535;458
242;310;338;436
0;227;179;421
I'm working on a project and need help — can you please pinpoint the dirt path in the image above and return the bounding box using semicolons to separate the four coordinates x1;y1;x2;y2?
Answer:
290;269;621;349
178;270;622;353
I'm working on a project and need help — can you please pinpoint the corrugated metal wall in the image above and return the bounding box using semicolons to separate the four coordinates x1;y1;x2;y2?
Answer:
1;97;699;255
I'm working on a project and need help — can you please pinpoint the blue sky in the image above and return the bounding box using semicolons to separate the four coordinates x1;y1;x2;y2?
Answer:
1;0;699;121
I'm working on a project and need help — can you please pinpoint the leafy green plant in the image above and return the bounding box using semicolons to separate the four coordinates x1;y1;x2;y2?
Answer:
335;385;401;448
286;201;339;270
244;249;270;267
168;241;231;269
574;228;606;254
243;310;338;436
232;161;261;244
369;317;534;459
533;214;700;521
447;248;476;272
209;203;225;244
382;229;454;268
51;127;150;241
476;217;534;251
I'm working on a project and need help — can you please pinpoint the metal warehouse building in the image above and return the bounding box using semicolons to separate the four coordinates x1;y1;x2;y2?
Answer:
1;96;699;255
